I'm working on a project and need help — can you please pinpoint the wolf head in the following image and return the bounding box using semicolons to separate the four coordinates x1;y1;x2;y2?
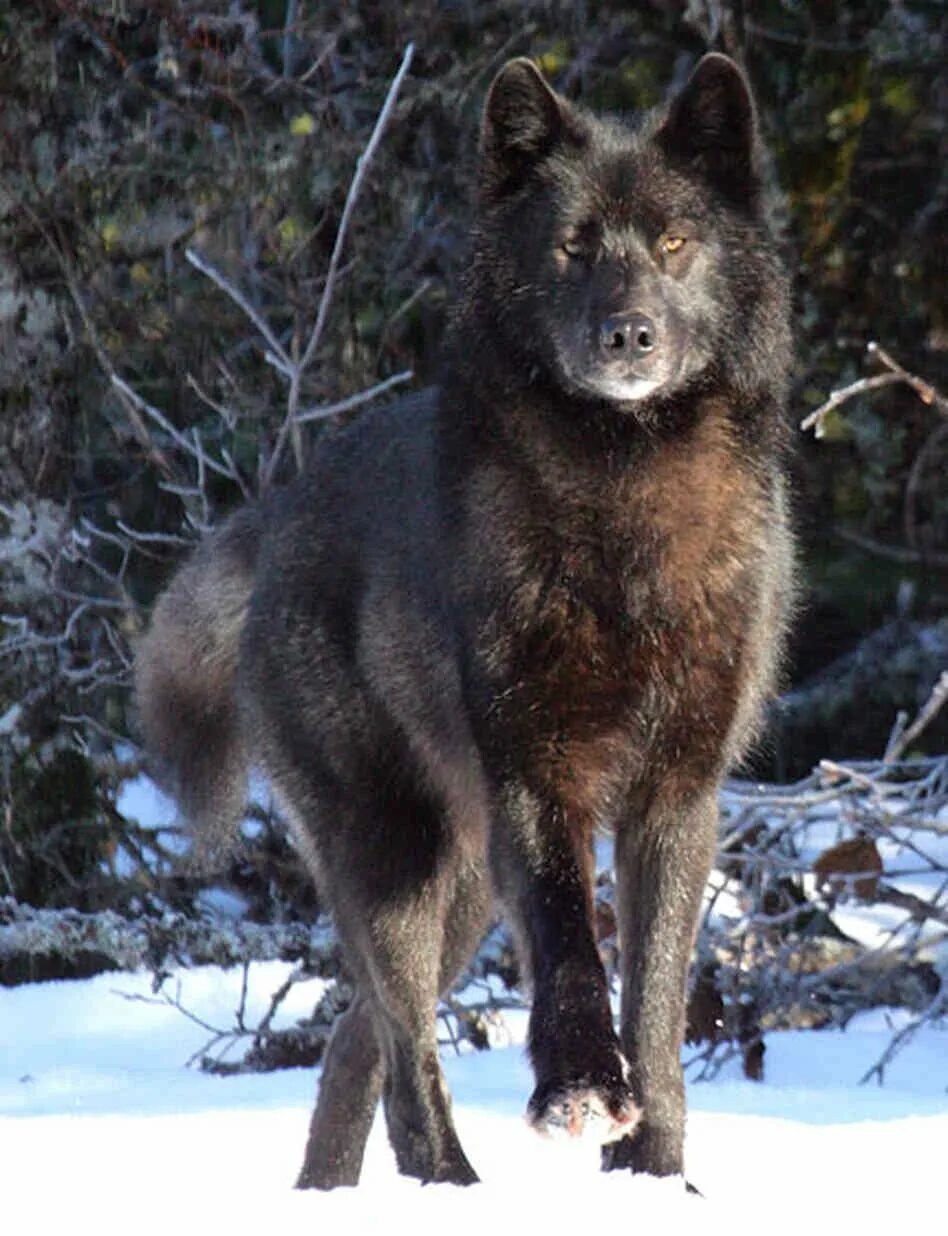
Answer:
468;53;790;417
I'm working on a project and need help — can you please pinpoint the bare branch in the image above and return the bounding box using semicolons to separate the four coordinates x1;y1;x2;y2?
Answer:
263;42;415;489
185;372;239;429
110;374;244;488
860;991;948;1085
885;671;948;762
298;42;415;377
114;521;194;548
867;341;948;417
296;369;414;423
800;373;902;437
184;246;293;377
802;341;948;437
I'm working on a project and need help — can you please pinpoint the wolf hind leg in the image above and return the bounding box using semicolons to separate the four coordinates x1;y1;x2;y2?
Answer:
295;906;477;1190
295;891;488;1193
369;863;487;1186
295;992;383;1190
294;770;489;1188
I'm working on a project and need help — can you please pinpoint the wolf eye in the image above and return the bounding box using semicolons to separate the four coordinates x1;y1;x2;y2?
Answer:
561;238;585;260
661;235;687;254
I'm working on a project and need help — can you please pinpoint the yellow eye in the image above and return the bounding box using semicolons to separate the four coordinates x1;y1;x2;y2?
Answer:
662;235;686;254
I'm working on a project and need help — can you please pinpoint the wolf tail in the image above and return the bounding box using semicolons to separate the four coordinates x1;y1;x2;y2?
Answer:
134;506;261;864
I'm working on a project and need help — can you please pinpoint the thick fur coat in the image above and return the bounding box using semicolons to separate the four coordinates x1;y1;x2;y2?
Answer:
136;53;795;1189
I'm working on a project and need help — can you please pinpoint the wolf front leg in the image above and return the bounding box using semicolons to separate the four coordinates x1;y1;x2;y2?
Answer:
603;784;718;1178
491;785;640;1143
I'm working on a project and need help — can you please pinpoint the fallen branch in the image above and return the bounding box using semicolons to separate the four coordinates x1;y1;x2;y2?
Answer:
0;897;339;981
691;754;948;1081
860;990;948;1085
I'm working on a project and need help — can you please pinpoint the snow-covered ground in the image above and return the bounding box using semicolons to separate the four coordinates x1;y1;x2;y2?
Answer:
1;959;945;1234
3;769;945;1230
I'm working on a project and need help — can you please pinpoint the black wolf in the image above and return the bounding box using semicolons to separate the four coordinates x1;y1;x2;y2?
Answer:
136;52;794;1189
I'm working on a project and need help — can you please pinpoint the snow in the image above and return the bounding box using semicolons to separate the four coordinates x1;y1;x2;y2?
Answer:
1;961;946;1234
3;768;945;1230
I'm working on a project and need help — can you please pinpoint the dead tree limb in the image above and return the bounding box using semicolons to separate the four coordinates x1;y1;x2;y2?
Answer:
801;341;947;438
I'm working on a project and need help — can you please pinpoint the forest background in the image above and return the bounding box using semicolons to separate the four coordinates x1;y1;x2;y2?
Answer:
0;1;946;1067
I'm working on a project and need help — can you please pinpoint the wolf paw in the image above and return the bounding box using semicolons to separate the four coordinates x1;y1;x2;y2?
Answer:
527;1078;641;1144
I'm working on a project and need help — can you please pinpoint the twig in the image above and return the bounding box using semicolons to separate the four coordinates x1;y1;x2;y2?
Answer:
859;991;948;1085
34;215;176;480
110;374;247;491
875;881;948;929
263;42;415;489
885;671;948;763
292;35;337;89
867;341;948;417
800;373;902;437
113;521;194;548
183;247;293;377
282;0;299;78
296;370;414;423
185;372;239;429
115;980;225;1039
255;966;307;1039
801;341;948;437
115;980;249;1068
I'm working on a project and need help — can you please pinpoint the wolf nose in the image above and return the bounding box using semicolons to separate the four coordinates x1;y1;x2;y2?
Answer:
599;313;657;360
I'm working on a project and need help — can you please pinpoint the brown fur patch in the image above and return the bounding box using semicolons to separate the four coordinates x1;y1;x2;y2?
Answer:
476;399;785;825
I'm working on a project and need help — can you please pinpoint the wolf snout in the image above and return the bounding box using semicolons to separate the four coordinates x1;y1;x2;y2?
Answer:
599;312;658;362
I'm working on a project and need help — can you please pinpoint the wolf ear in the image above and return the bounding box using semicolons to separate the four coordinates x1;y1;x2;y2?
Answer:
480;59;575;197
658;53;759;200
